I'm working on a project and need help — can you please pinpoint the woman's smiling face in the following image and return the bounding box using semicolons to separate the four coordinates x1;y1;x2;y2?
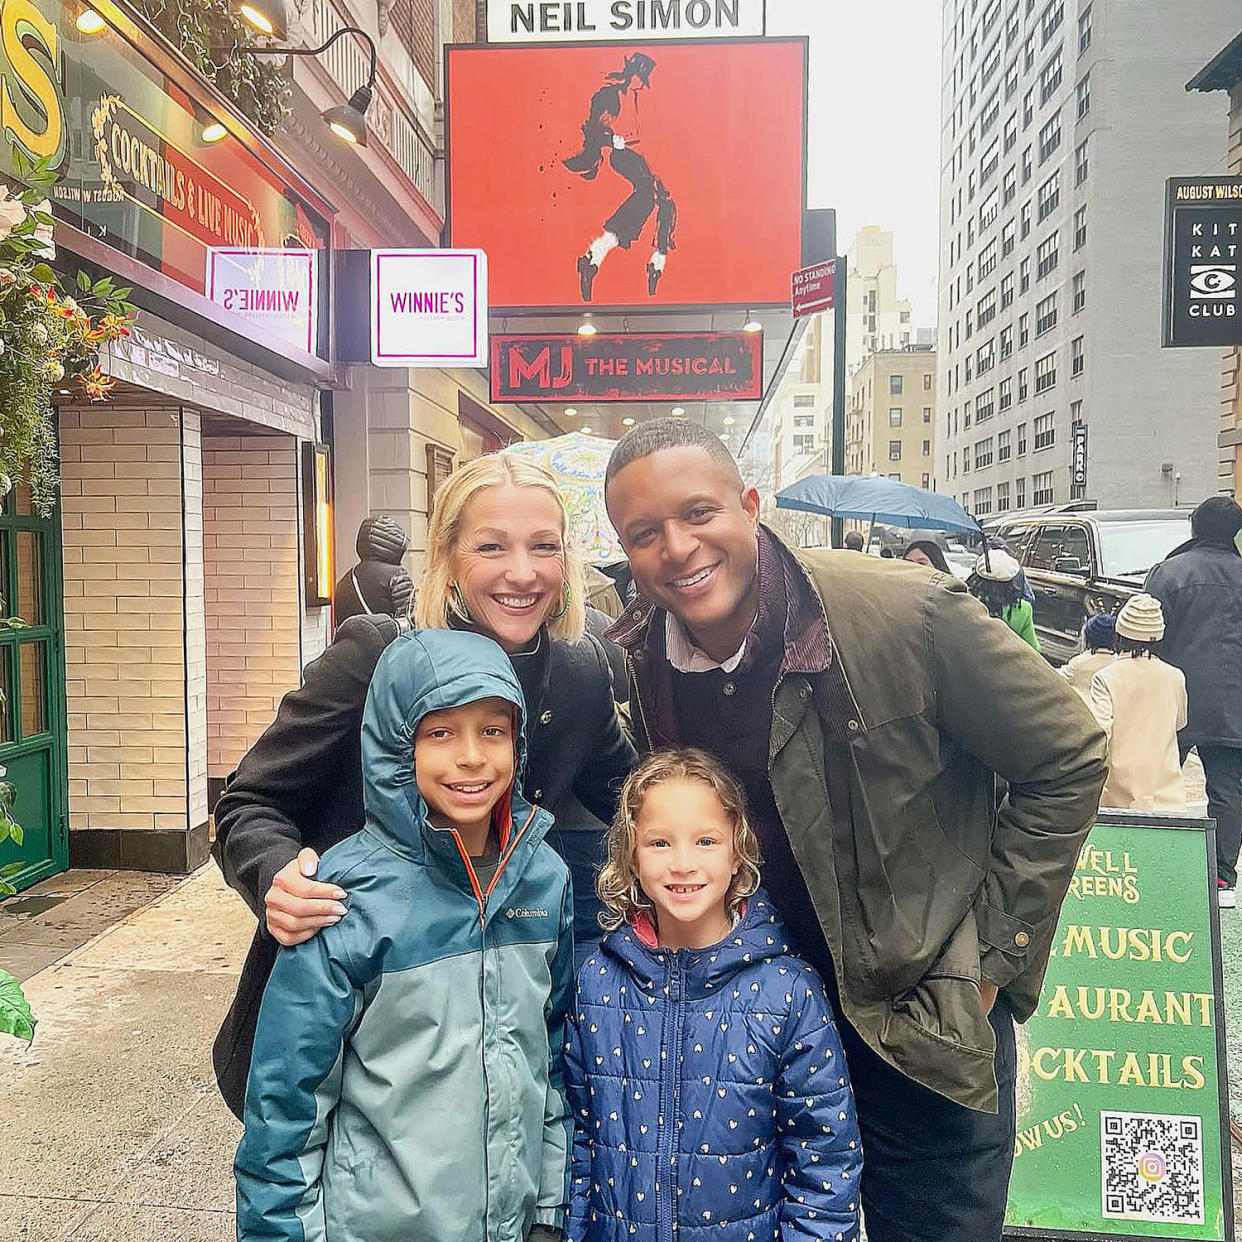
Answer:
452;482;567;652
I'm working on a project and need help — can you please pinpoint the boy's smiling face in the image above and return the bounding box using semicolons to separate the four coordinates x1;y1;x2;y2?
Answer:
414;697;516;848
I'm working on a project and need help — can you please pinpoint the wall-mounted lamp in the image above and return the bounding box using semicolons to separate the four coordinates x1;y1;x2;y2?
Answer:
238;0;288;38
302;442;333;607
222;24;376;146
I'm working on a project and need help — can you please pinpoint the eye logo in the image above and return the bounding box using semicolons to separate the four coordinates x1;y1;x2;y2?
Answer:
1136;1151;1167;1184
1189;264;1237;300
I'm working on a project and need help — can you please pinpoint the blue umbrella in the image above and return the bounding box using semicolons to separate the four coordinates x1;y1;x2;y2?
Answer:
776;475;980;537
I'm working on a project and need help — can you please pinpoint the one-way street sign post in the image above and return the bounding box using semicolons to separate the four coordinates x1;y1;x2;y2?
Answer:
792;259;837;317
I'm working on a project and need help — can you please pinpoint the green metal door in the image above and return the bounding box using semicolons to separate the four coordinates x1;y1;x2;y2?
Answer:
0;482;67;893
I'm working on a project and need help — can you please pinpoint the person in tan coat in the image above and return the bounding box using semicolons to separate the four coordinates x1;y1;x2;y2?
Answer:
1090;594;1188;812
1059;612;1117;704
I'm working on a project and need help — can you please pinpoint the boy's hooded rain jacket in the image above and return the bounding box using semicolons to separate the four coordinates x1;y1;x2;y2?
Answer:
235;629;575;1242
565;892;861;1242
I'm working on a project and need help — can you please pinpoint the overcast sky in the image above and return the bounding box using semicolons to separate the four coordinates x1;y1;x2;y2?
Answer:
767;0;943;329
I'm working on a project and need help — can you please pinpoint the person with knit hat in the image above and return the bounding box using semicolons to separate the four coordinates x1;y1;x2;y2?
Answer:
1058;612;1117;703
333;516;415;625
966;549;1041;651
1088;594;1187;815
1146;496;1242;905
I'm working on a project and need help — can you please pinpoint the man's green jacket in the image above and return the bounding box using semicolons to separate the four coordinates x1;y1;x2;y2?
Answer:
620;547;1107;1113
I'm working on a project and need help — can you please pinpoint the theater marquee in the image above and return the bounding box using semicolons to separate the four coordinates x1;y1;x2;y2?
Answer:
490;332;762;402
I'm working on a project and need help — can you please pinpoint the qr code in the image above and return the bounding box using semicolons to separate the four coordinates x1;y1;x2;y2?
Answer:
1101;1111;1204;1224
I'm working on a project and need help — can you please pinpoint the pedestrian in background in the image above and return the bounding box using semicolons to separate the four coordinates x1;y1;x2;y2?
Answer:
843;530;864;551
903;539;951;574
565;748;861;1242
1089;594;1187;814
1059;613;1117;703
967;550;1041;652
333;515;414;625
1146;495;1242;907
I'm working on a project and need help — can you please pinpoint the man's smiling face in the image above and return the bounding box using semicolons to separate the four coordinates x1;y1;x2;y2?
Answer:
606;446;760;663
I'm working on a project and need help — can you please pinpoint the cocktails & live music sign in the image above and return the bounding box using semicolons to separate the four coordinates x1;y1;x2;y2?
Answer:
490;331;763;402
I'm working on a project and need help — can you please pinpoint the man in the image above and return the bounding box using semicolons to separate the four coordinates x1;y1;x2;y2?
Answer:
603;419;1106;1241
1145;495;1242;907
843;530;865;551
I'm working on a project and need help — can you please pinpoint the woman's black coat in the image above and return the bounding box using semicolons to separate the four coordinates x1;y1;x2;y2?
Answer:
210;614;635;1118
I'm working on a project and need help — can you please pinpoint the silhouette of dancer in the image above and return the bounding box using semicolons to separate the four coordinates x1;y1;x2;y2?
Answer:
562;51;677;301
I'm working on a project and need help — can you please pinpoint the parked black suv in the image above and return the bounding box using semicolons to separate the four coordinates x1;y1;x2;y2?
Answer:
984;508;1192;664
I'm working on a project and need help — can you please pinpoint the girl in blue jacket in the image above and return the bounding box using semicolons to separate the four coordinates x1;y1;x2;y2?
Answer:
564;748;862;1242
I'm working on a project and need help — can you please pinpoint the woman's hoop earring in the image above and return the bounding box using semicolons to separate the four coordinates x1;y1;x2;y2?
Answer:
446;581;472;625
549;580;572;622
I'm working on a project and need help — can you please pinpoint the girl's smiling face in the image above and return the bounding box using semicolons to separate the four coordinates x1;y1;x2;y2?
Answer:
633;777;738;950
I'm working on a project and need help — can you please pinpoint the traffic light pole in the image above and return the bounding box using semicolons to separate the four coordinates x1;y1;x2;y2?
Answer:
831;259;848;549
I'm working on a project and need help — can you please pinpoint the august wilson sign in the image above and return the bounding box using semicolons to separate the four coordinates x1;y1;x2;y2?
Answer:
1164;176;1242;348
490;332;763;403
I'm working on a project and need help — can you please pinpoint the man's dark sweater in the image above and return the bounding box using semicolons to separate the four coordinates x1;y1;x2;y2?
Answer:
665;536;833;982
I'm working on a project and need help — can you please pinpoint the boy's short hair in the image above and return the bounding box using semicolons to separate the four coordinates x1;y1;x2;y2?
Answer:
596;748;762;930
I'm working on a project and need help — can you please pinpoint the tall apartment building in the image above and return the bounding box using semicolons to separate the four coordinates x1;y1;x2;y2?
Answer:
848;227;917;379
847;348;939;488
938;0;1237;519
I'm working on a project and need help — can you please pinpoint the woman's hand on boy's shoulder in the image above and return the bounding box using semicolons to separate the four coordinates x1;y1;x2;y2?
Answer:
265;847;349;946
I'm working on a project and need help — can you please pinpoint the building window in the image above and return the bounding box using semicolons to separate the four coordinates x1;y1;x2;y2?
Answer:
1037;170;1060;222
1019;313;1030;349
1022;145;1033;184
888;473;902;482
922;440;931;456
1000;326;1014;360
793;394;815;407
1033;470;1055;504
1035;352;1057;393
974;487;994;516
977;388;996;422
1072;269;1086;312
889;441;903;461
1076;72;1091;118
1018;422;1028;456
975;437;994;469
1001;272;1015;309
922;472;932;489
924;406;933;422
890;374;903;395
1034;411;1056;450
1040;0;1063;46
1038;110;1062;163
1023;87;1035;128
964;453;971;474
1075;137;1088;185
1078;3;1092;54
1036;231;1060;281
1073;206;1087;251
998;429;1013;461
1018;368;1029;402
1040;50;1063;105
1017;476;1027;507
1002;219;1016;257
977;339;996;376
978;289;998;328
1071;335;1084;376
1003;165;1017;206
1024;32;1037;72
979;189;1000;232
1004;112;1019;153
997;480;1012;511
979;239;999;280
1020;256;1032;294
980;138;1000;185
889;408;903;427
1035;291;1058;337
999;378;1013;411
794;434;815;454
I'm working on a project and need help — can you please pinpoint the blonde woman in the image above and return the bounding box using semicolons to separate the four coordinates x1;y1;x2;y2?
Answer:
212;453;634;1121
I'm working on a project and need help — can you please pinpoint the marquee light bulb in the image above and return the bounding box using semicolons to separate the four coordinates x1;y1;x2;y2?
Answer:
622;417;636;426
577;319;597;337
565;407;577;416
75;7;106;32
671;406;686;417
201;121;228;143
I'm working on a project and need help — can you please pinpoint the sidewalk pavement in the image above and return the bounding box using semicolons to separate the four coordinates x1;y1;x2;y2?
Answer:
2;860;1242;1240
0;865;252;1241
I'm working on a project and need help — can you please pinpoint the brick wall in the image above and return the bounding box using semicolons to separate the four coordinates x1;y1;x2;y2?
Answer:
452;0;474;41
60;407;191;835
391;0;437;92
203;434;304;780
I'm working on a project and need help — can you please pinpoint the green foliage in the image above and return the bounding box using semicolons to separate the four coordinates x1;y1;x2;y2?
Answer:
135;0;291;135
0;969;36;1042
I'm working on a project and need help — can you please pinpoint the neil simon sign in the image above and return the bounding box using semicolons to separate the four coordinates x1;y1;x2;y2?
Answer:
370;249;489;367
486;0;766;41
1163;177;1242;348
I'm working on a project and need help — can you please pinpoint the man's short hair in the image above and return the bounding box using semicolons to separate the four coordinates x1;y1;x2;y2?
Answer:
843;531;864;551
605;418;743;489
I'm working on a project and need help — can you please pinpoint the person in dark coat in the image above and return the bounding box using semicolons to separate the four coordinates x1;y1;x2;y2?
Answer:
1145;495;1242;905
212;454;635;1120
333;515;414;624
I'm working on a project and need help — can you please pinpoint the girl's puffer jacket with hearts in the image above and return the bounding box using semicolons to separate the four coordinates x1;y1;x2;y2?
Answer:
564;891;862;1242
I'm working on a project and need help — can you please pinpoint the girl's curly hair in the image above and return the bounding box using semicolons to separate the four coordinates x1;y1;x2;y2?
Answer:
596;748;762;931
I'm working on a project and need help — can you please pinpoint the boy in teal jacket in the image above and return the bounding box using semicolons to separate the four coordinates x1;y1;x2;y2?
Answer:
235;629;574;1242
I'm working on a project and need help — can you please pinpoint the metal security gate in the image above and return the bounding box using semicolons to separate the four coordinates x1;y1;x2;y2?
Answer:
0;482;68;893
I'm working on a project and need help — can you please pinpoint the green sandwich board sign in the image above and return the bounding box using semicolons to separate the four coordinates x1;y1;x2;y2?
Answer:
1005;812;1233;1240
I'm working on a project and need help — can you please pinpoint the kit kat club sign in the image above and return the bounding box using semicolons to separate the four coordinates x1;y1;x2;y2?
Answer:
491;332;763;403
1163;177;1242;348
